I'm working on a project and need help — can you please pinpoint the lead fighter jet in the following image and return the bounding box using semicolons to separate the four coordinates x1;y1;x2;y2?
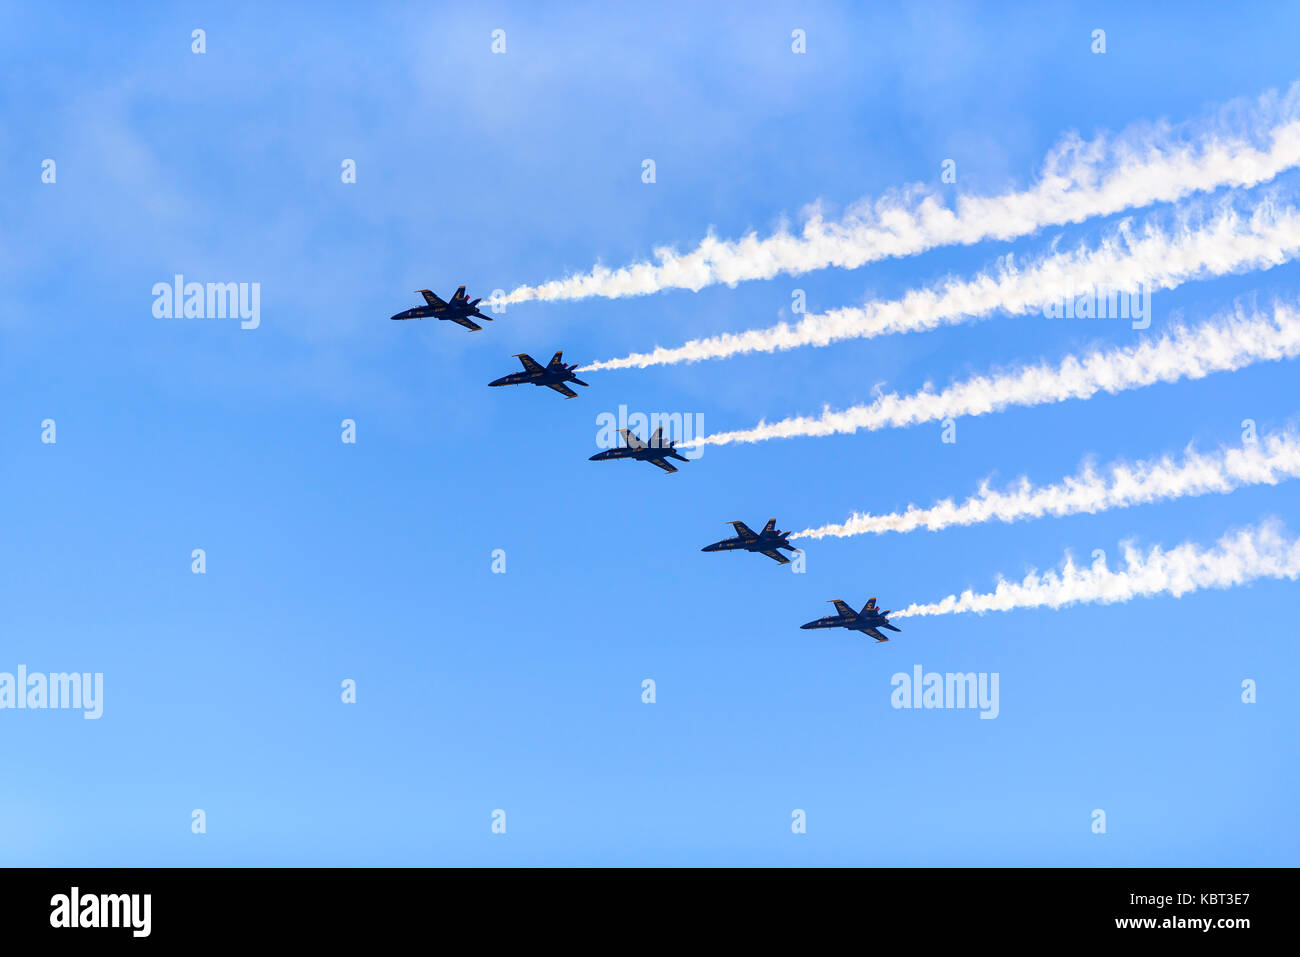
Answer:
489;351;590;399
701;519;798;564
588;426;690;474
389;286;494;330
800;597;901;642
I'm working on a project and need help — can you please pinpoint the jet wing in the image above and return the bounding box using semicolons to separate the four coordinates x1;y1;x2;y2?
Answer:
449;316;483;331
647;457;678;473
729;521;758;540
618;429;647;450
515;354;546;374
419;289;447;308
861;627;890;643
760;549;791;565
545;382;579;399
831;600;856;619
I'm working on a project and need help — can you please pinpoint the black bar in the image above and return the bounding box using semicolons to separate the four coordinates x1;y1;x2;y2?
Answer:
0;867;1284;943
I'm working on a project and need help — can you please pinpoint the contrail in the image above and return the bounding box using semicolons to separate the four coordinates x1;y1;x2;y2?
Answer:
582;199;1300;370
694;302;1300;447
794;430;1300;540
502;83;1300;305
891;520;1300;618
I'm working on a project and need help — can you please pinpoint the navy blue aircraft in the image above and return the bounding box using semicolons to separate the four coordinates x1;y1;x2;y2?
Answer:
702;519;798;564
390;286;494;330
489;351;590;399
589;426;689;474
800;597;901;642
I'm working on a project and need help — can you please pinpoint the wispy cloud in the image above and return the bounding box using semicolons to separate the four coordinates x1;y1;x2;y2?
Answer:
892;520;1300;618
694;301;1300;447
505;82;1300;305
582;197;1300;370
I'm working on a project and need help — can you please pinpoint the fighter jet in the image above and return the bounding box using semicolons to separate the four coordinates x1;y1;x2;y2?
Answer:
702;519;798;565
389;286;494;330
489;351;590;399
800;597;901;642
588;426;689;474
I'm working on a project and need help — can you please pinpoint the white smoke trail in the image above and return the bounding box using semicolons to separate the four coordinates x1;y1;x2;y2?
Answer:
891;520;1300;618
693;302;1300;447
582;199;1300;370
503;83;1300;305
794;430;1300;540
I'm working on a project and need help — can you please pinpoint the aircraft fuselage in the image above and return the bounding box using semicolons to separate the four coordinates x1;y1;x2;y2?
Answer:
389;305;477;322
489;370;577;388
802;612;892;631
702;535;795;553
589;447;689;464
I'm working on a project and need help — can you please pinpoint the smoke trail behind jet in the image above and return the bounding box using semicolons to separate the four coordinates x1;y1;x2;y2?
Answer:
582;199;1300;371
694;302;1300;447
794;430;1300;539
891;521;1300;618
504;83;1300;306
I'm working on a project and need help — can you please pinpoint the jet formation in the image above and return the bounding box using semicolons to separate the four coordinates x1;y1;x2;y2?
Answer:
800;597;901;642
389;282;905;640
702;519;798;564
489;351;590;399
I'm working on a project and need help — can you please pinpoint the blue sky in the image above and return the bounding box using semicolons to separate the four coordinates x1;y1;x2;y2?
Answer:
1;1;1298;865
